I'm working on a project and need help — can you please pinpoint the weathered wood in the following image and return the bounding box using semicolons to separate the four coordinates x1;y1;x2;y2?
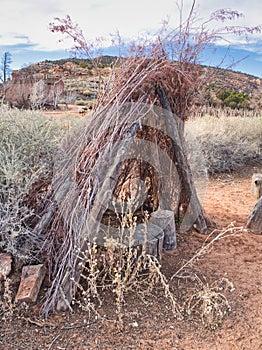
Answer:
49;92;208;313
247;196;262;234
56;122;140;311
32;202;57;236
149;209;176;250
156;87;207;234
131;223;164;260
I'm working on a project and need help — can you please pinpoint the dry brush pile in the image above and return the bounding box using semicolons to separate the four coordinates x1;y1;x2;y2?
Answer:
31;55;208;317
0;68;256;329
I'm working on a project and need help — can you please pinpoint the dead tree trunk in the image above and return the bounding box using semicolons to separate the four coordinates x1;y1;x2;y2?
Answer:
156;87;207;234
247;197;262;234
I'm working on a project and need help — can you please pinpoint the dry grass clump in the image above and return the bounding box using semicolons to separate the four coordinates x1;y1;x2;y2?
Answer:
169;224;243;329
186;275;234;330
186;115;262;174
68;223;239;329
0;275;29;323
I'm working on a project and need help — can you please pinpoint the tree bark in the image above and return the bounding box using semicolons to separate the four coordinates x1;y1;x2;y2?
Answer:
156;87;207;233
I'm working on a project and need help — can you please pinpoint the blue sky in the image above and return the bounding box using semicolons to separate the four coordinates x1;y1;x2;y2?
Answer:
0;0;261;77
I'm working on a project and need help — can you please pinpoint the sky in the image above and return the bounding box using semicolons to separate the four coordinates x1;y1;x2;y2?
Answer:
0;0;261;77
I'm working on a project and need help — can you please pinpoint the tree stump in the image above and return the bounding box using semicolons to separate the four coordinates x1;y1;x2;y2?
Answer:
149;209;177;250
129;223;164;260
247;196;262;234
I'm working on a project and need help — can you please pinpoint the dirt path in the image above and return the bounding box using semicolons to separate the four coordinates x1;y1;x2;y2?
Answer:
1;165;262;350
189;165;262;350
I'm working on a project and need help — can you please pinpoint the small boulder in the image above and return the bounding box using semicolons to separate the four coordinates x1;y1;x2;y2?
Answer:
15;264;46;303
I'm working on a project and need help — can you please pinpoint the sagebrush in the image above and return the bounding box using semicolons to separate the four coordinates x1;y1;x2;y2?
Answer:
0;108;80;260
186;115;262;174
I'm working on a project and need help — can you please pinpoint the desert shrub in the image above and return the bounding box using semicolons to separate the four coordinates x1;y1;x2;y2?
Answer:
0;109;65;197
216;89;250;109
0;108;75;259
186;115;262;174
79;61;92;69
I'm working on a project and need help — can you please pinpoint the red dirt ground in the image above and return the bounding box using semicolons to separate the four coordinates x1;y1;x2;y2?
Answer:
1;164;262;350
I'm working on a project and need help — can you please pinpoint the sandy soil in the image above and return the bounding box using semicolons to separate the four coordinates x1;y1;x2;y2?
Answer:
1;165;262;350
43;104;89;117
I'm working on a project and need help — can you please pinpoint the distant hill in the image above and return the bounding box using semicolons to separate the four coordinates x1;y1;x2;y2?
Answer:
9;56;262;111
200;65;262;111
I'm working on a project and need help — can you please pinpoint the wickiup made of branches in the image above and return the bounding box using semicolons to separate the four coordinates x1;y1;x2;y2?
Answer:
28;1;261;315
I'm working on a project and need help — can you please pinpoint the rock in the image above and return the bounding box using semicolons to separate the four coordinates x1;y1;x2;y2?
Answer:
0;253;12;281
250;173;262;199
15;264;46;303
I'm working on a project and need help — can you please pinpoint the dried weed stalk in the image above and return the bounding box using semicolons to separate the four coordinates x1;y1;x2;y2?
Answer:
71;210;182;329
0;278;15;321
186;275;234;330
0;276;29;323
170;224;243;328
171;224;244;280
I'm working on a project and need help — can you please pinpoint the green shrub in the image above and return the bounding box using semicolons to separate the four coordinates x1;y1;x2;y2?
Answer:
216;89;250;109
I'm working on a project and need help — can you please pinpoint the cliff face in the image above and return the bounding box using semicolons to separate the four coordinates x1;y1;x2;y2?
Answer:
4;70;64;109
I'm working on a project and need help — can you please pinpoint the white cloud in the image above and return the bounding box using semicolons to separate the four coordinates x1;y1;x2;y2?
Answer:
0;33;32;47
0;0;261;53
233;40;262;55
